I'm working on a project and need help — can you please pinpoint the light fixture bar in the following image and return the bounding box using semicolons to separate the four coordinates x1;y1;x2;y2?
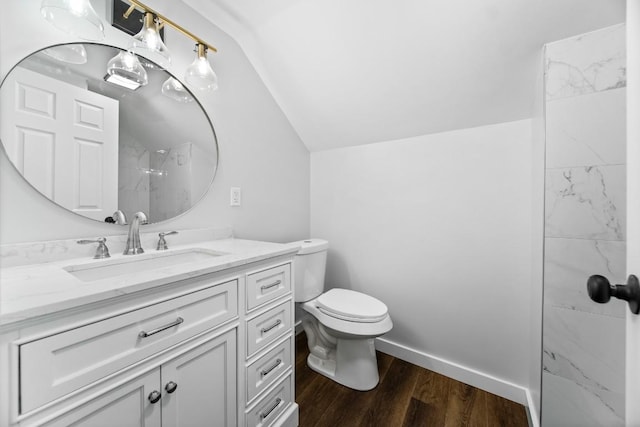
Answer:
124;0;217;53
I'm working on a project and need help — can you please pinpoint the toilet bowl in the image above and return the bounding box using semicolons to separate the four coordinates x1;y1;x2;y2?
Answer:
293;239;392;391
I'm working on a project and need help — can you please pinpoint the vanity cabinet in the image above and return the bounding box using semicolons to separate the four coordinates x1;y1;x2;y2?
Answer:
19;280;238;414
40;329;236;427
242;263;296;427
0;248;299;427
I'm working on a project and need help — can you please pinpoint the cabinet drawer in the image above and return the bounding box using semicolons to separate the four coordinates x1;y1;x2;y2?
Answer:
246;300;292;358
246;374;293;427
246;264;291;312
19;279;238;414
246;337;292;404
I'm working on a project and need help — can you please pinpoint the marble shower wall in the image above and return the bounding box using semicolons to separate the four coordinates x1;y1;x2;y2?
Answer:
542;24;626;427
118;137;150;221
149;143;193;223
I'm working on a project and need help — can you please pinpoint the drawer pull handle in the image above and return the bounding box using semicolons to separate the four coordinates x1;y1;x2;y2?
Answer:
138;317;184;338
260;359;282;377
260;397;283;420
261;280;282;291
165;381;178;394
148;390;162;404
260;319;282;334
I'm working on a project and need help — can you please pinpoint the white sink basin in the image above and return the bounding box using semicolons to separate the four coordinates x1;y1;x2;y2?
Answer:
64;248;226;282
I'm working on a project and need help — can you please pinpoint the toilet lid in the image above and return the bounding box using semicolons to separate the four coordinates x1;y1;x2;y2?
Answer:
315;289;388;323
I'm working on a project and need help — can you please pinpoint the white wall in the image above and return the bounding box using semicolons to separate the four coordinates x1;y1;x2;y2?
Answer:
0;0;310;244
187;0;625;153
311;119;534;401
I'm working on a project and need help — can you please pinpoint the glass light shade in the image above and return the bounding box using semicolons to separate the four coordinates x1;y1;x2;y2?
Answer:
185;45;218;91
42;44;88;64
162;77;194;103
105;51;148;90
40;0;104;41
131;13;171;70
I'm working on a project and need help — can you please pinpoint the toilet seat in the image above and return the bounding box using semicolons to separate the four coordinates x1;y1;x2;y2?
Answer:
302;288;393;338
316;289;388;323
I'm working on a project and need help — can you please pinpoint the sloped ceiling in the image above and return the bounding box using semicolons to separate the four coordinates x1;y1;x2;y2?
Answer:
184;0;625;152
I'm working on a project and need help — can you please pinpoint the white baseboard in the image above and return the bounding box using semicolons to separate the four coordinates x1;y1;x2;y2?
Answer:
296;323;539;425
525;388;540;427
375;337;533;410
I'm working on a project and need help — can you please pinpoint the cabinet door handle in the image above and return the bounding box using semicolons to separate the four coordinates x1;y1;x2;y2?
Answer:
261;280;281;291
165;381;178;394
138;317;184;338
148;390;162;404
260;319;282;334
260;398;282;420
260;359;282;377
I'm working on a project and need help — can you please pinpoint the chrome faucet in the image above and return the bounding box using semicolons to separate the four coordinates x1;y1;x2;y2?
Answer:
77;237;111;259
123;211;148;255
157;231;178;250
112;210;127;225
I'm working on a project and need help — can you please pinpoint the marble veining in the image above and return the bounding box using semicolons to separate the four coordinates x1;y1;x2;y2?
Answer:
542;349;617;417
542;23;626;427
545;24;626;101
542;372;623;427
543;306;624;420
545;88;626;168
545;165;626;240
544;237;625;317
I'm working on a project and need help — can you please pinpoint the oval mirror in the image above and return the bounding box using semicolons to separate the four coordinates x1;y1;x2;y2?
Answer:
0;43;218;224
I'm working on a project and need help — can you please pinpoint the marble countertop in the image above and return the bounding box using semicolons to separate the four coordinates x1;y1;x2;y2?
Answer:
0;237;300;327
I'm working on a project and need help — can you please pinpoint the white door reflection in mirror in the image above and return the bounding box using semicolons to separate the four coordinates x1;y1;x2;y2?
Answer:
1;66;118;221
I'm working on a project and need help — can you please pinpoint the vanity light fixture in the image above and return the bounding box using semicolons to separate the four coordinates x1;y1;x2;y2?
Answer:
40;0;220;92
123;0;219;91
130;12;171;70
161;77;194;103
139;168;167;177
185;44;218;91
40;0;104;41
105;50;148;90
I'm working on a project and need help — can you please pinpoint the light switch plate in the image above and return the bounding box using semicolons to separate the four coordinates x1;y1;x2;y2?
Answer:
230;187;241;206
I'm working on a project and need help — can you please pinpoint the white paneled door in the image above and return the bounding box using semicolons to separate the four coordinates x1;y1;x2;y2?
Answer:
0;66;118;221
627;2;640;426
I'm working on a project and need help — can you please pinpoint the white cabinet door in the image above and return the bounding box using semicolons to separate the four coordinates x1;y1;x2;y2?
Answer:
41;369;161;427
161;329;237;427
0;66;119;221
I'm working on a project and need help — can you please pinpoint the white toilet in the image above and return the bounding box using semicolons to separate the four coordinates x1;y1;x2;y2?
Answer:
293;239;393;391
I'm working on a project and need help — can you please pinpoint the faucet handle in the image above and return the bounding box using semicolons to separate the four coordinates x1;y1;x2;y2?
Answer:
112;210;127;225
77;237;111;259
157;231;178;251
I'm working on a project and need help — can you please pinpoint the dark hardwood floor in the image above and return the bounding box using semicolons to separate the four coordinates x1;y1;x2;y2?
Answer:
295;332;528;427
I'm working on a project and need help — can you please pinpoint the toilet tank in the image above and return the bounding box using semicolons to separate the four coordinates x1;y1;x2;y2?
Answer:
292;239;329;302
